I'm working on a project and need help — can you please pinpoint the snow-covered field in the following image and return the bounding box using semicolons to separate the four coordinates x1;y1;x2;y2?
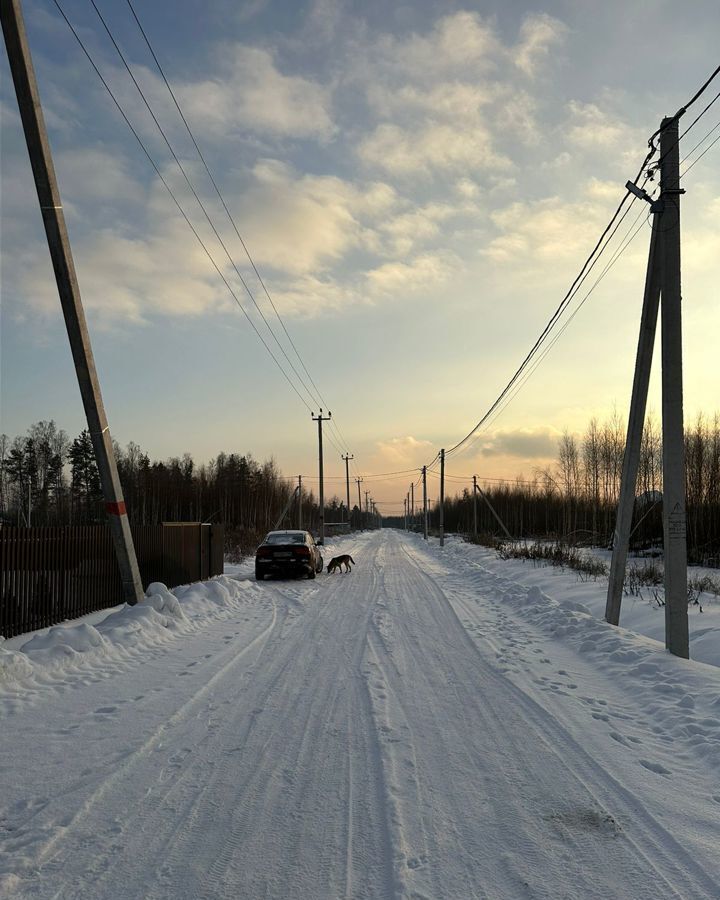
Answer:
1;530;718;899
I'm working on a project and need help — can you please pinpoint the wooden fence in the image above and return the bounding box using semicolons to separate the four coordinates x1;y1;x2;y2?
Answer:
0;523;224;639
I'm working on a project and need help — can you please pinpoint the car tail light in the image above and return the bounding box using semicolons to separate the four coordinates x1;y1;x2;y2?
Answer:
257;547;272;558
294;546;311;557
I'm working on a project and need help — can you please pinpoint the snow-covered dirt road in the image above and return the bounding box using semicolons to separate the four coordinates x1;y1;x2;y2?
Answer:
1;530;718;899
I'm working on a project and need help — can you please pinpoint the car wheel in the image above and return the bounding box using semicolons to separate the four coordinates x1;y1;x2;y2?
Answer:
308;568;316;579
255;570;264;581
317;556;323;573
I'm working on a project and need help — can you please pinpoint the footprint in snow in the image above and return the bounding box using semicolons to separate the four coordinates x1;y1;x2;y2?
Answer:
639;758;672;776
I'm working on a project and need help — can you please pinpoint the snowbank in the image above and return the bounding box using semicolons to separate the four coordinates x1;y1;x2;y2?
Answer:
0;575;257;690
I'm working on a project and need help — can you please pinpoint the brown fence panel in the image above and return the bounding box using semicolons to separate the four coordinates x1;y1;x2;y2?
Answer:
1;523;226;639
210;525;224;579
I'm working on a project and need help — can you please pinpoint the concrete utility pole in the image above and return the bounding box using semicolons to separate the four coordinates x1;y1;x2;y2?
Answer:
410;482;414;530
605;115;689;660
439;449;445;547
297;475;303;529
659;116;689;659
364;490;370;517
356;477;363;528
473;475;478;538
404;498;407;530
605;221;662;625
422;465;428;540
342;453;353;526
1;0;144;605
312;409;331;544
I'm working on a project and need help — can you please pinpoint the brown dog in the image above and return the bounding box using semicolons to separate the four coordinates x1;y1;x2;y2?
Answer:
326;554;355;573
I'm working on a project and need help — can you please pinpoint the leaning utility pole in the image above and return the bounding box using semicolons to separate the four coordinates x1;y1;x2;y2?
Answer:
475;480;513;540
659;116;689;659
342;453;353;526
312;408;331;544
605;114;688;659
422;465;428;540
1;0;143;605
473;475;478;538
439;449;445;547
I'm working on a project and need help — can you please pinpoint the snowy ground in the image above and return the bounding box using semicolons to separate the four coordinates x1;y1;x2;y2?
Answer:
1;530;718;899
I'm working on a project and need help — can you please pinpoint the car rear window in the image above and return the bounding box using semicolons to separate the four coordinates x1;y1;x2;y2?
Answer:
265;533;305;544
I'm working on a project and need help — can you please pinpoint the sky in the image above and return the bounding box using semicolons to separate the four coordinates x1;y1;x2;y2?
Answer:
1;0;719;513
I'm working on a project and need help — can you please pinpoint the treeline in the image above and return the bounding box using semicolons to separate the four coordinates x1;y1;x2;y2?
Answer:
403;412;720;567
0;421;363;555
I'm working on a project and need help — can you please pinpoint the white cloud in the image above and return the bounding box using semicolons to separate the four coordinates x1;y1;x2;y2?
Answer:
482;179;622;264
473;426;562;459
365;252;458;295
513;14;568;76
176;45;335;141
359;121;512;176
373;12;500;80
373;435;435;467
232;159;398;276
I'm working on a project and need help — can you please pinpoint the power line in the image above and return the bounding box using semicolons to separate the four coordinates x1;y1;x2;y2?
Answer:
444;193;643;461
681;121;720;176
86;0;334;418
57;1;355;470
419;63;720;472
452;204;652;462
52;0;318;415
123;0;355;463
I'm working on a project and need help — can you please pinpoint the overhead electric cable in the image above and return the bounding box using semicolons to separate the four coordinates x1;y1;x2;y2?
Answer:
51;0;322;415
122;0;354;460
453;204;651;461
444;192;643;460
85;0;337;421
681;122;720;175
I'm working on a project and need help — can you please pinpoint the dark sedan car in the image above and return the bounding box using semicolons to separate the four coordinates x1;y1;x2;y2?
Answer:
255;530;324;581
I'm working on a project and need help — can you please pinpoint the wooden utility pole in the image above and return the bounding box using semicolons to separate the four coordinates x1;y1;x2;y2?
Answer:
439;449;445;547
312;409;331;544
422;466;428;540
605;221;662;624
1;0;143;605
659;116;689;659
342;453;353;526
297;475;303;529
473;475;478;538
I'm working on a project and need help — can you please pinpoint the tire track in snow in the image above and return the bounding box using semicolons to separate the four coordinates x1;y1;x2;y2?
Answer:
101;533;396;900
397;535;720;899
17;598;279;898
